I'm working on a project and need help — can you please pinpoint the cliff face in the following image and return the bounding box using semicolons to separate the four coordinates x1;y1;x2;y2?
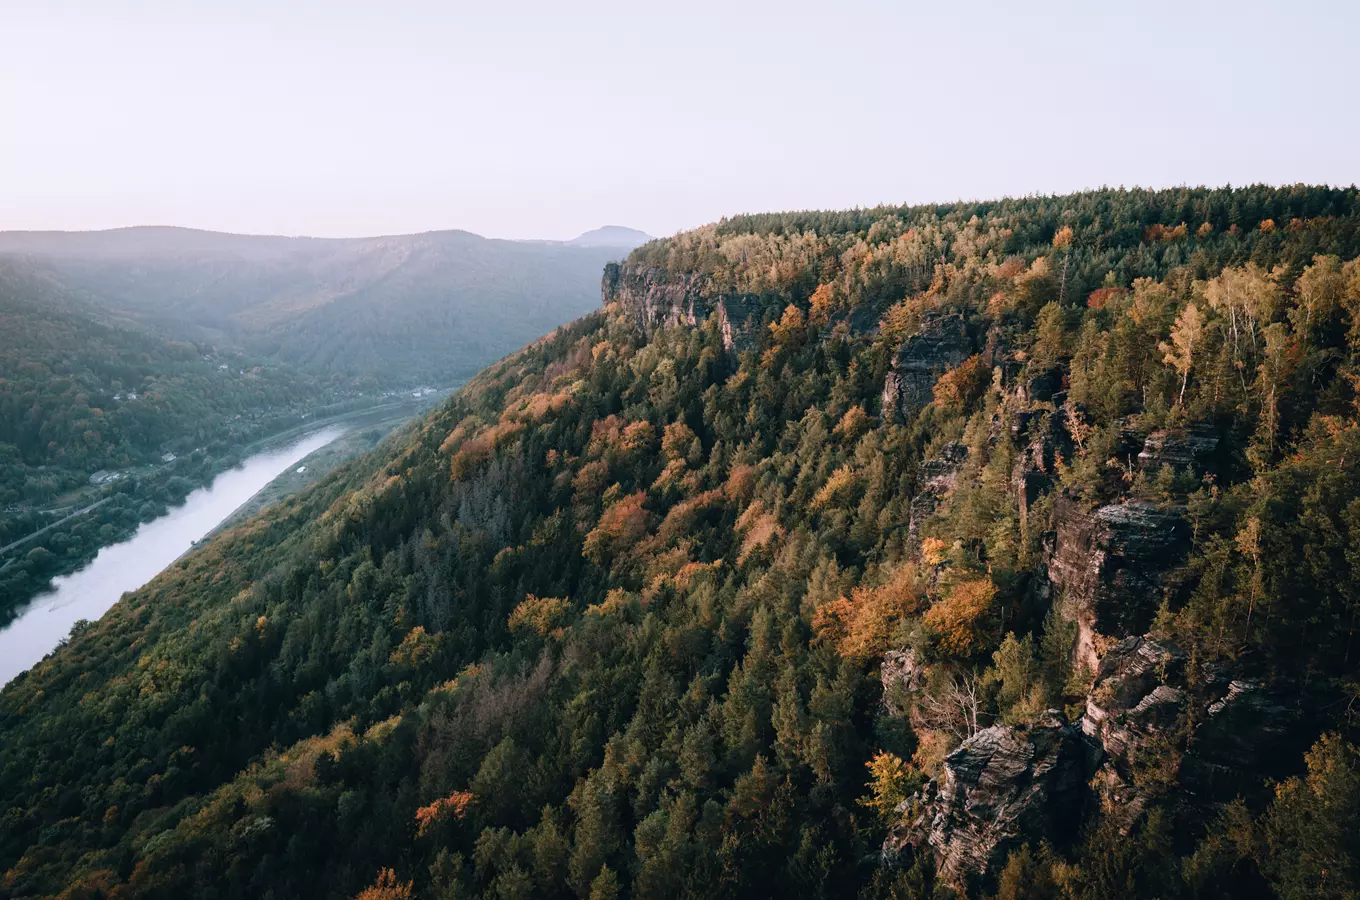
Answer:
907;442;969;551
886;712;1100;891
1081;636;1310;828
601;263;758;350
1046;494;1191;672
882;313;973;419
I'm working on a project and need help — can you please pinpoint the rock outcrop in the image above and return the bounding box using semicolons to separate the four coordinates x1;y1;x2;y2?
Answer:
602;264;758;350
1046;495;1190;671
880;648;925;717
1081;636;1187;763
882;637;1316;887
907;442;969;551
882;313;973;419
887;712;1100;892
1081;636;1307;828
1137;424;1220;476
1008;403;1070;535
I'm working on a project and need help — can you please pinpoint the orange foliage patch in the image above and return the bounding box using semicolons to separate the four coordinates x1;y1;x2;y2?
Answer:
572;459;610;501
724;464;757;502
414;791;474;837
353;869;413;900
1085;286;1127;310
508;594;572;637
996;256;1027;280
808;282;840;323
1144;222;1189;243
932;355;988;413
389;626;439;667
585;587;639;618
673;560;722;590
735;501;781;564
922;576;996;656
812;565;925;660
587;415;624;454
583;491;651;564
439;419;477;456
656;489;724;544
768;304;807;346
833;405;870;439
662;420;697;461
449;420;524;480
514;390;575;423
812;465;858;509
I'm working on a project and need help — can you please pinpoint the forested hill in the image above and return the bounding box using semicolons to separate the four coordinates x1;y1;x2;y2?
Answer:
4;185;1360;899
0;261;347;614
0;226;649;385
0;262;327;492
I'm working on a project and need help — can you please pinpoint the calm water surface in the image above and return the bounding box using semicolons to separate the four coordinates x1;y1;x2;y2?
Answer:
0;427;344;685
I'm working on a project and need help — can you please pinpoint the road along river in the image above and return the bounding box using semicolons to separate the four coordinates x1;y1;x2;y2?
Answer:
0;427;344;686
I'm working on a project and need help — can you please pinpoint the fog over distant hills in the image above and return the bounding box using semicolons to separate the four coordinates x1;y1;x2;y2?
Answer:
0;224;651;384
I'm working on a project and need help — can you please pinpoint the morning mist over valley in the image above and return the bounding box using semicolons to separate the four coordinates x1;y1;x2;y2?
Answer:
0;3;1356;899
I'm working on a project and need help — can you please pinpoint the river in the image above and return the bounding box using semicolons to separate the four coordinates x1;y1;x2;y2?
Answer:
0;427;345;685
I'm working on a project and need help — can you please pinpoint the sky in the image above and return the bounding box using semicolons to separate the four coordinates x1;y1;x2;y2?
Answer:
0;0;1354;241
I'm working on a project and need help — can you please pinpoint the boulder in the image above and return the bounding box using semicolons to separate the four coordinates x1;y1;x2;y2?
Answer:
886;712;1100;892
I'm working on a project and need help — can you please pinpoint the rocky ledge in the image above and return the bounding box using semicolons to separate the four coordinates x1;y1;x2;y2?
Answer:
886;711;1100;893
1137;424;1220;475
1047;494;1190;671
602;263;758;350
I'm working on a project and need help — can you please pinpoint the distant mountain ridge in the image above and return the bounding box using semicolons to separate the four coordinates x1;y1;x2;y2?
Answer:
0;223;652;257
0;224;648;385
566;225;652;248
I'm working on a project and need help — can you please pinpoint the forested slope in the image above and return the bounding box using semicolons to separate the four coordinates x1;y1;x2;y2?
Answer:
4;186;1360;899
0;263;328;494
0;262;350;613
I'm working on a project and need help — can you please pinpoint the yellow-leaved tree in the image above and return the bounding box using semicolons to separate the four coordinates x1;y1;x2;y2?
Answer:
1160;301;1204;407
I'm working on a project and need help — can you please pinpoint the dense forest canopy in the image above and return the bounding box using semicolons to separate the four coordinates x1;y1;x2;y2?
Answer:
3;185;1360;899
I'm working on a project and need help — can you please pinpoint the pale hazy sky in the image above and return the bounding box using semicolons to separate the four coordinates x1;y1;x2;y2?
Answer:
0;1;1353;240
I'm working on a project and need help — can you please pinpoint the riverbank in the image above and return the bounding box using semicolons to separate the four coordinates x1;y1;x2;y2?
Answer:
0;427;347;686
0;388;455;620
208;408;421;540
